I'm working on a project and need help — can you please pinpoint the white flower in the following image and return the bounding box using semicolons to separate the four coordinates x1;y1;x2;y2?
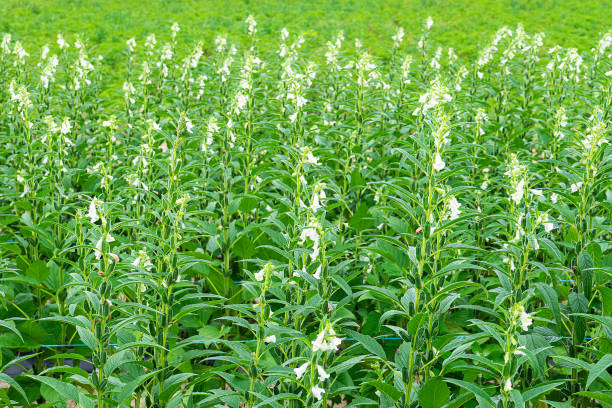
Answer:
448;196;462;220
294;362;309;379
310;184;326;212
296;95;308;108
551;193;558;203
570;182;582;193
1;34;11;54
541;214;554;233
147;119;161;132
514;346;527;356
60;117;72;135
145;34;156;49
126;38;136;52
280;27;289;41
413;78;452;115
519;309;533;331
214;36;227;52
392;27;405;47
317;365;330;382
207;117;220;134
313;265;322;280
123;81;136;103
300;222;321;262
264;335;276;343
530;189;543;197
57;34;69;49
504;378;513;392
300;225;319;245
433;152;445;171
87;199;99;223
102;115;118;131
40;54;59;88
184;116;194;134
94;233;115;259
306;152;320;165
309;244;320;261
312;326;342;352
255;262;272;282
245;15;257;36
175;194;190;207
511;179;525;204
311;385;325;401
235;93;248;112
132;250;153;271
310;194;321;212
425;16;434;30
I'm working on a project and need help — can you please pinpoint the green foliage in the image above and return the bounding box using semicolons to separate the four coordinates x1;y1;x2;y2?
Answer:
0;9;611;408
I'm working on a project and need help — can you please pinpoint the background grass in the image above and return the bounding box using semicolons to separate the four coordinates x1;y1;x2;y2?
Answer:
2;0;610;59
2;0;609;104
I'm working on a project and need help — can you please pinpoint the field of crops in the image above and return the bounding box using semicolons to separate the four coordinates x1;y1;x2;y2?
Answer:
0;13;611;408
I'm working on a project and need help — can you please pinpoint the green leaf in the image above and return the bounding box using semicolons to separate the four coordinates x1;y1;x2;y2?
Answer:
599;287;612;318
233;234;255;259
535;282;562;328
76;325;98;351
522;380;564;402
197;325;221;346
578;250;594;271
541;400;573;408
578;250;594;299
329;356;368;374
344;329;386;360
509;389;525;408
39;382;64;405
407;312;426;336
0;373;28;402
538;238;563;262
440;392;473;408
395;341;411;369
116;370;162;405
569;293;588;343
365;380;402;401
444;378;495;407
0;319;23;341
349;205;374;232
160;373;196;400
361;311;380;335
350;167;364;188
572;314;612;330
103;350;131;377
586;354;612;389
26;260;50;283
419;377;450;408
574;391;612;406
27;375;94;408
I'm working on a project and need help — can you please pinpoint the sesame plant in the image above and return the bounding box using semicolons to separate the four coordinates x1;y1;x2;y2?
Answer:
0;16;611;408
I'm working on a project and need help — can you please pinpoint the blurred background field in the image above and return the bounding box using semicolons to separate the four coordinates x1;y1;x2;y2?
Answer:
2;0;610;58
2;0;609;105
